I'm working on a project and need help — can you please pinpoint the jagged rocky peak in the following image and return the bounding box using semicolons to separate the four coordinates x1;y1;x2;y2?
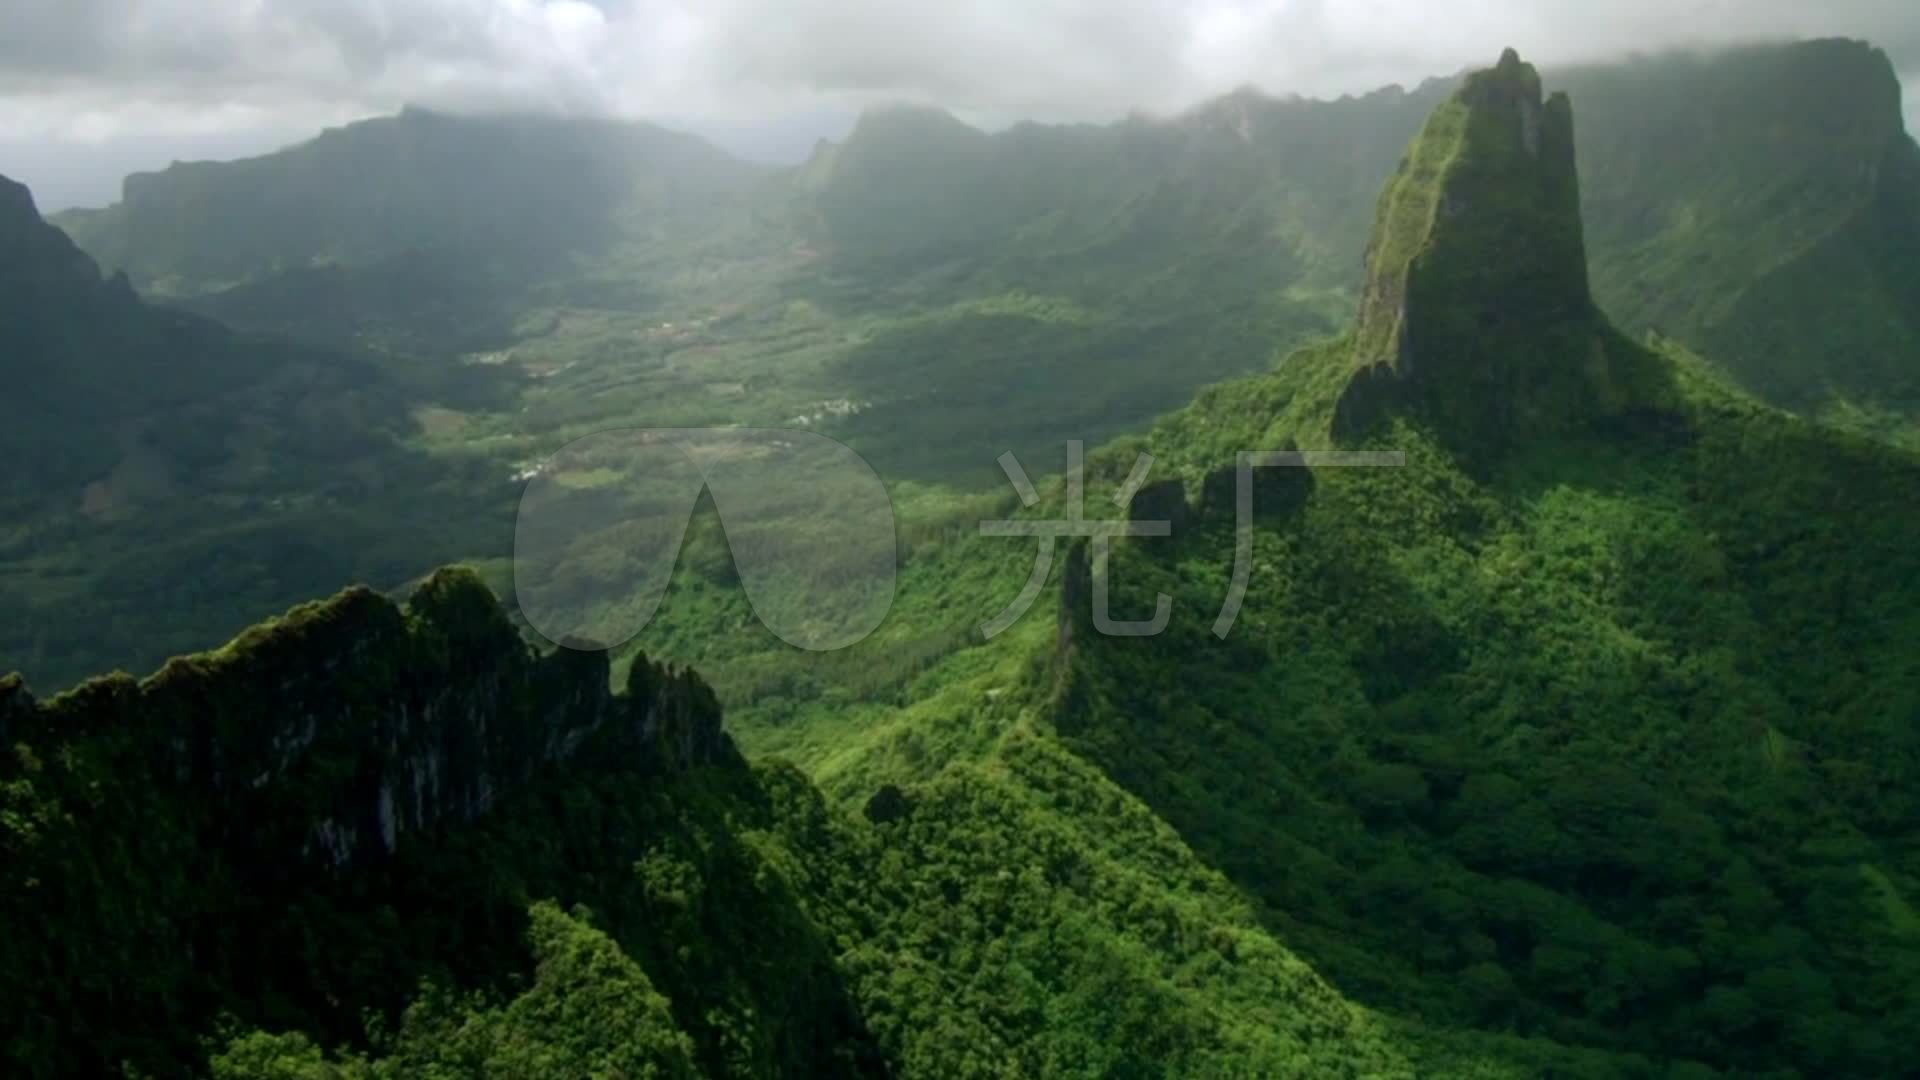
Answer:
0;172;35;219
1350;47;1591;374
0;173;111;297
2;566;733;872
1334;49;1655;449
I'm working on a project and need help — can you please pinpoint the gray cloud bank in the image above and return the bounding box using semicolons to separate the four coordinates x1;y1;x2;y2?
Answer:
3;0;1919;208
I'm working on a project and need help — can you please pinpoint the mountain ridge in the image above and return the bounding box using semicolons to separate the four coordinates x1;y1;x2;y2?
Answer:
11;42;1920;1080
46;40;1919;434
0;172;511;694
54;106;764;297
1562;37;1920;422
1331;48;1669;452
0;567;764;1074
1044;49;1920;1077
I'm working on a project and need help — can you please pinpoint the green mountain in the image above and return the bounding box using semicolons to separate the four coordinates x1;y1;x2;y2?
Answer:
1562;38;1920;434
56;106;759;290
1;570;1645;1079
0;169;414;509
4;173;329;486
1061;49;1920;1077
1333;49;1662;452
792;90;1443;482
0;569;874;1078
13;46;1920;1080
0;174;509;690
53;108;765;352
42;40;1917;504
798;86;1443;282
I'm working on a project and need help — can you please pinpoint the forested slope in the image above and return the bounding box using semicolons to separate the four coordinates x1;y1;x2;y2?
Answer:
9;41;1920;1080
1058;50;1920;1077
11;39;1920;1076
3;570;1654;1078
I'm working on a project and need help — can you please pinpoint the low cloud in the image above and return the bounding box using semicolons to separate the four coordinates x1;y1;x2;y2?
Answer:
6;0;1918;127
2;1;1917;206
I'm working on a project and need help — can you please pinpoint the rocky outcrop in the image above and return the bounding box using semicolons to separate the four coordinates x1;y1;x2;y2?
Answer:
0;173;131;316
1199;451;1315;524
0;172;253;434
1332;50;1658;451
864;783;913;825
1128;477;1190;535
3;567;732;872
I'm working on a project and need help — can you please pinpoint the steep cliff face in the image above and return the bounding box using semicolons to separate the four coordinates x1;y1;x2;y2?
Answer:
1333;50;1665;451
0;172;405;501
0;173;147;383
1567;38;1920;417
0;567;740;1073
6;566;730;871
0;175;129;307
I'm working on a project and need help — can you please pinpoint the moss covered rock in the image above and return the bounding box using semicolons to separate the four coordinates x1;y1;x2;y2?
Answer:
1335;49;1667;452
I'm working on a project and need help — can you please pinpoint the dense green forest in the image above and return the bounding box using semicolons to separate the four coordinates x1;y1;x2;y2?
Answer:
1060;52;1920;1075
6;35;1920;1080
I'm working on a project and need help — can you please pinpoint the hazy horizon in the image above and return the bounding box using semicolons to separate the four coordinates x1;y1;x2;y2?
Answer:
6;0;1920;211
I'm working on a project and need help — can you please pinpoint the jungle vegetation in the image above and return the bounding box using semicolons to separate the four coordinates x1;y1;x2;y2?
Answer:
5;38;1920;1080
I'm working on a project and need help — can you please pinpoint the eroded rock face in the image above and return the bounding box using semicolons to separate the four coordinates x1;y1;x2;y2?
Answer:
1128;477;1190;534
1334;49;1657;452
0;173;128;311
864;783;913;825
2;567;731;872
1199;452;1314;524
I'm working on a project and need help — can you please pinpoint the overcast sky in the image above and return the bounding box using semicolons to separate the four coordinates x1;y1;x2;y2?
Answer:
4;0;1919;210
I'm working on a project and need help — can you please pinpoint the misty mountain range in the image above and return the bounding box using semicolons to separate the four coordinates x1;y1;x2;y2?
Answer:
5;32;1920;1080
